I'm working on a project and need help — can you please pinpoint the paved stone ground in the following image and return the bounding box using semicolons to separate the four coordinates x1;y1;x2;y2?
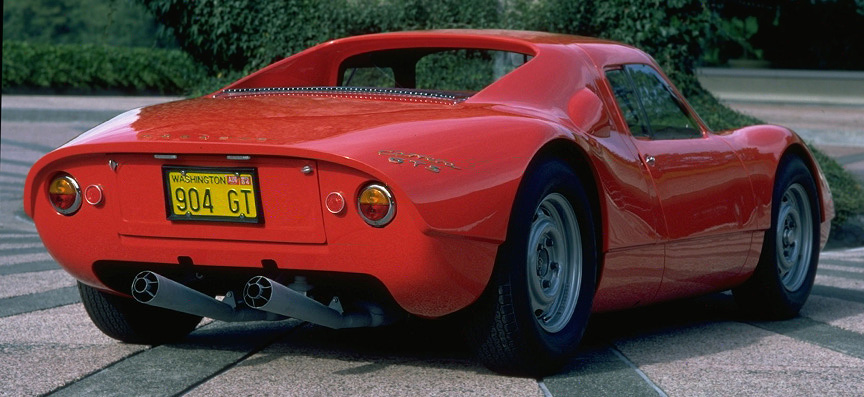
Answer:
1;96;862;396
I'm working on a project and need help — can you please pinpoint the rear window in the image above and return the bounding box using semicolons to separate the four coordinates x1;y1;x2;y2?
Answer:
339;48;532;94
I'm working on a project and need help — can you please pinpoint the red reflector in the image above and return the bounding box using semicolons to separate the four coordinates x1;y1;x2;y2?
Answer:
85;185;103;205
325;192;345;214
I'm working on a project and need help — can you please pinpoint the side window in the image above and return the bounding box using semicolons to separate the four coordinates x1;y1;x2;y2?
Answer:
605;64;702;140
605;69;650;138
626;64;701;140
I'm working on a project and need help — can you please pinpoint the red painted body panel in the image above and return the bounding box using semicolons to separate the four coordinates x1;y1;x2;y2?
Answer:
24;30;833;318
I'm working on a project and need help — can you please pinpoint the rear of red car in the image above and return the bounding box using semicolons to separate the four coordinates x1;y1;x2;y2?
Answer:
25;30;618;376
23;95;517;319
23;31;567;320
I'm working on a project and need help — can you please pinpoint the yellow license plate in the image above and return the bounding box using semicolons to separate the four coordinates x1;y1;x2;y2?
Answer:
163;167;261;223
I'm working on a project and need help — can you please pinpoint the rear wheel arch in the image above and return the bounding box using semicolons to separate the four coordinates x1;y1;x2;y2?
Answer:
464;141;603;375
465;139;602;376
531;139;604;277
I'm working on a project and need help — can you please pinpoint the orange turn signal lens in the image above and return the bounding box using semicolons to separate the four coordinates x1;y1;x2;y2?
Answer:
48;174;82;215
358;184;395;227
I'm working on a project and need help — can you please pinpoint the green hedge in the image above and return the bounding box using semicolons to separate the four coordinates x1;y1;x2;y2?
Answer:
508;0;714;96
141;0;712;96
1;41;206;94
140;0;501;74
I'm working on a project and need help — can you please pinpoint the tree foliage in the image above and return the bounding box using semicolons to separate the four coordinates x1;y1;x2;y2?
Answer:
2;0;175;48
509;0;714;95
139;0;724;96
140;0;501;73
707;0;864;70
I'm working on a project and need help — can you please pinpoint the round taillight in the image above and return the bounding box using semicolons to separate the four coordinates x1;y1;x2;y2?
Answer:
48;174;82;215
357;184;395;227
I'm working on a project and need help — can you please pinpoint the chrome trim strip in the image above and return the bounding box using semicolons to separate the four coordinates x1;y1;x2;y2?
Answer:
221;86;469;102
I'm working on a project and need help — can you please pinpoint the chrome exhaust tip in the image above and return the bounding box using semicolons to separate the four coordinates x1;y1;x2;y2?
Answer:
131;271;160;303
130;271;279;322
243;275;272;308
242;276;390;329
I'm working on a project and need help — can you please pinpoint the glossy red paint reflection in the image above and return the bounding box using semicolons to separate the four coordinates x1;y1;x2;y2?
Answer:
23;30;833;317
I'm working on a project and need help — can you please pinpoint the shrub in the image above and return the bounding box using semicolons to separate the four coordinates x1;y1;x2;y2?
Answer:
140;0;501;73
1;41;206;94
508;0;715;96
141;0;714;96
2;0;175;48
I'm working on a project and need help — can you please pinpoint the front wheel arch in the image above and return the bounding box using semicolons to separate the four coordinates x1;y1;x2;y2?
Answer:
733;154;821;319
780;143;829;223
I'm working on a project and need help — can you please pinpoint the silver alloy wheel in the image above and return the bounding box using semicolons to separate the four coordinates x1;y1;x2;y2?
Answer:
776;183;813;292
526;193;581;333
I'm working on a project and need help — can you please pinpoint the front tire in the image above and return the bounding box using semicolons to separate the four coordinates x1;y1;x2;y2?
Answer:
78;282;202;344
468;159;597;376
733;156;821;319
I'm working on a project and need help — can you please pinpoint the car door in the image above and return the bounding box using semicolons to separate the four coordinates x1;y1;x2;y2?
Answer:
605;64;758;300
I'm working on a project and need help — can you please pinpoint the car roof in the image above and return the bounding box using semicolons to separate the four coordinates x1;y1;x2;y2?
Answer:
330;29;619;46
226;30;636;90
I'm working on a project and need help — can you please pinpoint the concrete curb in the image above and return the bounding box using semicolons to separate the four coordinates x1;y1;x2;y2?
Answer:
698;67;864;106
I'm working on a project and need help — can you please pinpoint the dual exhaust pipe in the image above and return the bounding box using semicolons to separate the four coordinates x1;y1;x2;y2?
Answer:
131;271;387;329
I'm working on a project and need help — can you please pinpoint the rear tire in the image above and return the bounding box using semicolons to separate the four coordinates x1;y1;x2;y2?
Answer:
78;282;202;344
467;159;597;376
733;156;820;319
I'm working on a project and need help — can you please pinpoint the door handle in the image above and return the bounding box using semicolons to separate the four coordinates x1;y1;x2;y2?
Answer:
644;155;656;166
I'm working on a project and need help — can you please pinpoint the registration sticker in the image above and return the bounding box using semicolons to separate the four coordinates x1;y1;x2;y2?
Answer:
163;167;262;223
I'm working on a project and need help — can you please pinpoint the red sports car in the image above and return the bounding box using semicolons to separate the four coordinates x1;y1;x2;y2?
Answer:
24;30;833;375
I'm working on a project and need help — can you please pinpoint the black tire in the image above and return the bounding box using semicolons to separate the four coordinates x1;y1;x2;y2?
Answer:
467;158;597;376
733;156;821;319
78;282;202;344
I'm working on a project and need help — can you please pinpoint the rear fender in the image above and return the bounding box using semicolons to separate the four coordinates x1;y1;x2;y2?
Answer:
328;116;578;243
